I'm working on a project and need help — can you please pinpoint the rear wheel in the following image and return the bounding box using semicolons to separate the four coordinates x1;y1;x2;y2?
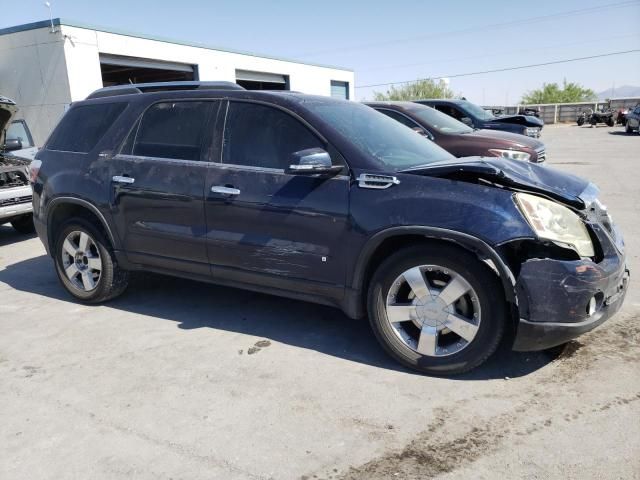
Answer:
10;214;35;234
577;116;585;126
607;116;615;127
54;218;128;303
367;245;506;375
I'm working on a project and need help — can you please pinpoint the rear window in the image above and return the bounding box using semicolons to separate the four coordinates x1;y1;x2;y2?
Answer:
46;103;127;153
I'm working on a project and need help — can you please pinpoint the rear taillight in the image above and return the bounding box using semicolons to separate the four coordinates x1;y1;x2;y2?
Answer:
29;159;42;184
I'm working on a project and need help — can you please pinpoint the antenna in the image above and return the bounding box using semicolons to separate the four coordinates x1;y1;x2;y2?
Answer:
44;1;56;33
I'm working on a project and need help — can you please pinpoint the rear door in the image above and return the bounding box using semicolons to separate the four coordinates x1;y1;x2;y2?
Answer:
204;100;351;295
108;100;219;276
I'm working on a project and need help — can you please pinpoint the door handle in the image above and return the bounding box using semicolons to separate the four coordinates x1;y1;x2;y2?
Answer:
112;175;135;184
211;186;240;196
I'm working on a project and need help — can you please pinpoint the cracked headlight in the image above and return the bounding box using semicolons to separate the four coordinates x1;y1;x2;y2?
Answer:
488;149;531;162
515;193;595;257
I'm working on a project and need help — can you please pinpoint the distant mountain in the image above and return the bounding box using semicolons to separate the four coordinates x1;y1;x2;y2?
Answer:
597;85;640;100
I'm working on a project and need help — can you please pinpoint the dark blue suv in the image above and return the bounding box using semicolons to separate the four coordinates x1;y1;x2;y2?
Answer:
30;82;629;375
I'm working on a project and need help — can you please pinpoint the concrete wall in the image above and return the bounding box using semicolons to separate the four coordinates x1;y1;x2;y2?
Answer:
484;98;640;124
0;27;71;146
0;22;354;145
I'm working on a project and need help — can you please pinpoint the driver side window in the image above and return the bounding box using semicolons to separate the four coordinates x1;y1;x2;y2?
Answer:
222;102;325;170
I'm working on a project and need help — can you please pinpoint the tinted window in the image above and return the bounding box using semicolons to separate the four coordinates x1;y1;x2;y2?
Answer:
378;109;420;129
47;103;126;153
307;101;454;170
133;101;210;161
223;102;323;169
406;105;473;134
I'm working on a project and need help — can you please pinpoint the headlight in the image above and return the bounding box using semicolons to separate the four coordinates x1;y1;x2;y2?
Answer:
488;149;531;162
515;193;595;257
525;127;540;137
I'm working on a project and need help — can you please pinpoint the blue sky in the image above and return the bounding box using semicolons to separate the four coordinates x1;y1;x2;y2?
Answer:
4;0;640;104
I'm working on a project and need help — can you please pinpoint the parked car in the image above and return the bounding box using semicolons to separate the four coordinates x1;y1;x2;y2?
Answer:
518;106;541;118
1;96;34;234
366;101;546;163
31;81;629;375
6;118;38;161
624;104;640;133
415;99;544;138
577;106;615;127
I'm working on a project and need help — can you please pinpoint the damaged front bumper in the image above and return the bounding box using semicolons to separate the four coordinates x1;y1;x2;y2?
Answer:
512;225;629;351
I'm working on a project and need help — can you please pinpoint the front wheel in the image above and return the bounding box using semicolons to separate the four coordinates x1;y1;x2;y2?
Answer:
367;245;506;375
54;217;129;303
10;214;35;234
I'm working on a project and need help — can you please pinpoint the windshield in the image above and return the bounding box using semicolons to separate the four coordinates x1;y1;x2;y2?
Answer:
308;101;454;170
459;100;495;120
407;105;473;134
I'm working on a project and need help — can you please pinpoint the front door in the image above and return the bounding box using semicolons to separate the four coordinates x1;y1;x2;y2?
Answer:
109;100;219;276
204;100;350;296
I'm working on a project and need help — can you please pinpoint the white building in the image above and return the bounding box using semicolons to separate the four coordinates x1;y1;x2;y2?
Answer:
0;19;354;145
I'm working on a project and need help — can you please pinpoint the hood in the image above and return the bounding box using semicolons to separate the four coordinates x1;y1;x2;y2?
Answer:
465;129;544;149
488;114;544;128
0;96;18;146
402;157;591;209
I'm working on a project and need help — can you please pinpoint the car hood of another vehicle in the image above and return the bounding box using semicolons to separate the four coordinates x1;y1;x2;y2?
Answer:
401;156;591;209
487;114;544;128
464;129;544;149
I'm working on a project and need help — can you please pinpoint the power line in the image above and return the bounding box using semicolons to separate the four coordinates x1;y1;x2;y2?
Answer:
355;49;640;89
294;0;639;58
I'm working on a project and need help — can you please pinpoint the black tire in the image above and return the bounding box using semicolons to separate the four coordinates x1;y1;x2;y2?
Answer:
367;245;506;376
577;116;585;126
590;117;597;126
626;121;633;134
607;117;615;127
53;217;129;303
10;214;35;234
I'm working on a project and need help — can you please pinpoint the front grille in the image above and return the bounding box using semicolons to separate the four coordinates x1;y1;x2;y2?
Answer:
535;148;546;162
0;195;31;207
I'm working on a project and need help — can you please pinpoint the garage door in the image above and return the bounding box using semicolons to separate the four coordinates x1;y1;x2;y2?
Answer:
236;70;289;90
100;54;197;86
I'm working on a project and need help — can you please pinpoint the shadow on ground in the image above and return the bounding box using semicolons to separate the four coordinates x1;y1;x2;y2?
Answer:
608;130;637;136
0;254;562;380
0;225;36;247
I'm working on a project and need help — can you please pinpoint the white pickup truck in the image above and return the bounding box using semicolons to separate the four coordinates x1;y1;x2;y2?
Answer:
1;96;34;234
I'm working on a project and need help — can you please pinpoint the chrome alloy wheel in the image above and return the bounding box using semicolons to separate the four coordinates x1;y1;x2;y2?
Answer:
60;230;102;291
385;265;481;357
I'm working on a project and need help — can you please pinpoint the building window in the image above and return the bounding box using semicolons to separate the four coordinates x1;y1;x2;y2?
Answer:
330;81;349;100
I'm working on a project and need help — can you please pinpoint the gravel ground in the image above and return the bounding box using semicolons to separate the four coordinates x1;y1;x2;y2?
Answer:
1;124;638;480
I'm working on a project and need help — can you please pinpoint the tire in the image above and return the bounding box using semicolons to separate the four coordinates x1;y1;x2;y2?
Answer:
367;245;506;376
607;117;615;127
53;217;128;303
590;117;597;126
577;116;585;126
10;214;35;234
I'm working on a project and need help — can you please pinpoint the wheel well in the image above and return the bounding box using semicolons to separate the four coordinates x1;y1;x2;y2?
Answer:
360;235;517;328
47;203;112;253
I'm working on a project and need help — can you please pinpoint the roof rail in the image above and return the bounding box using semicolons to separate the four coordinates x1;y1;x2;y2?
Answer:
86;81;245;100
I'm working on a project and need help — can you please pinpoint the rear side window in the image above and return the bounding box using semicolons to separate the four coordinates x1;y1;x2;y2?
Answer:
377;109;419;129
222;102;323;169
131;101;210;161
47;103;126;153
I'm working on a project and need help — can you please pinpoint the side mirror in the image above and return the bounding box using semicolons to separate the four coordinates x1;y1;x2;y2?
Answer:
3;138;22;151
460;117;473;127
412;126;434;140
286;148;342;176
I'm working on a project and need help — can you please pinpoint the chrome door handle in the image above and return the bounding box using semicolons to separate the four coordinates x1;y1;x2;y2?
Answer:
211;186;240;196
112;175;135;184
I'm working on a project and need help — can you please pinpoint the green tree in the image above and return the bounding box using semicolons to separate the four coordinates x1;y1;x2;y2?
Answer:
521;80;596;104
373;78;455;101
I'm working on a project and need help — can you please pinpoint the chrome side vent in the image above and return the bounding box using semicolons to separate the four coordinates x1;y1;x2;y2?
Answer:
356;173;400;189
